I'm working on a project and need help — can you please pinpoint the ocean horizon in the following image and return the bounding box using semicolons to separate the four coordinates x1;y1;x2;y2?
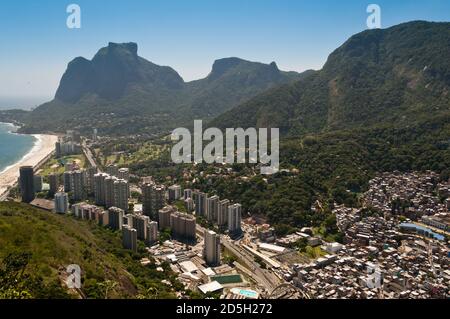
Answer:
0;122;37;173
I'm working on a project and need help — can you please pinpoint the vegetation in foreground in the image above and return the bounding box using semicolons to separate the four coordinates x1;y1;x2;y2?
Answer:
0;202;182;299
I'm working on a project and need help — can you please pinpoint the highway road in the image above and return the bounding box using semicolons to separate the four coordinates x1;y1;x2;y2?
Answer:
221;239;282;292
196;224;282;293
82;140;98;168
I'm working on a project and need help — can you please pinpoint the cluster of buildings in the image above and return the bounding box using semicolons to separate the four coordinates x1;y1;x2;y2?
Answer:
285;173;450;299
93;171;130;211
18;166;53;203
292;206;449;299
146;238;256;298
158;205;197;242
20;147;449;300
141;181;243;239
55;130;82;158
190;190;243;237
71;203;158;252
363;171;450;223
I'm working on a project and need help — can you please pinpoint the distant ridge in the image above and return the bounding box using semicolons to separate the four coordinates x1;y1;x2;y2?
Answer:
211;21;450;135
16;43;306;135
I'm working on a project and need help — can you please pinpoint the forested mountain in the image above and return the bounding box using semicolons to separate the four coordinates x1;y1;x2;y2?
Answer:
0;202;180;299
212;21;450;135
11;42;306;135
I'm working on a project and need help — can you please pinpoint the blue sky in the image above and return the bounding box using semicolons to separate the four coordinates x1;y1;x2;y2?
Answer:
0;0;449;108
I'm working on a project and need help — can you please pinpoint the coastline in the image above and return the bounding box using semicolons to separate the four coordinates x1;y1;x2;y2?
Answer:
0;123;58;198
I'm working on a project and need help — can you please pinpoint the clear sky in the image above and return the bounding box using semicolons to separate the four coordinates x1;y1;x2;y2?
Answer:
0;0;449;108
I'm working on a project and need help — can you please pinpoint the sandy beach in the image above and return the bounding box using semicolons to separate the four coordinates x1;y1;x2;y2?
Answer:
0;133;58;198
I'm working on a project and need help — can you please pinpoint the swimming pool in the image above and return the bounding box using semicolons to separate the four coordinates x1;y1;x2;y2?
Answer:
230;288;259;299
238;289;258;298
399;223;445;241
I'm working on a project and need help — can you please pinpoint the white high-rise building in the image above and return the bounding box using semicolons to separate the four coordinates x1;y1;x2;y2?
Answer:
72;170;86;201
228;203;242;236
158;206;174;230
122;225;137;253
204;230;220;266
105;175;117;208
218;199;230;228
114;179;129;211
168;185;182;202
54;192;69;214
194;191;206;216
94;173;108;206
33;175;43;193
142;184;165;218
108;206;124;231
118;168;130;181
206;195;219;222
185;198;194;212
130;214;149;241
147;221;158;244
86;166;98;195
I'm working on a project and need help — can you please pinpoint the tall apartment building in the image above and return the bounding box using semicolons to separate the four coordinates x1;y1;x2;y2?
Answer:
19;166;35;203
114;179;129;211
55;141;81;158
94;173;129;210
33;175;43;193
204;230;221;266
72;170;86;201
170;212;196;243
48;173;59;196
63;171;73;193
130;214;149;241
86;166;98;195
122;225;137;253
147;221;158;244
185;198;194;212
142;183;165;219
72;202;106;224
118;168;130;181
184;189;193;200
94;173;108;206
108;206;124;231
54;192;69;214
206;195;219;222
218;199;230;228
158;206;174;230
105;175;116;208
228;203;242;237
55;141;61;158
194;191;207;216
168;184;182;202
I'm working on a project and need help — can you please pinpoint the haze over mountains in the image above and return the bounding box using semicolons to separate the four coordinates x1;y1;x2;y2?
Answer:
15;42;308;135
1;20;449;139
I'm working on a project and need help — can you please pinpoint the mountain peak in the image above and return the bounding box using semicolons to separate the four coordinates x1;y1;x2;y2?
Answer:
210;57;244;78
55;41;184;102
107;42;138;56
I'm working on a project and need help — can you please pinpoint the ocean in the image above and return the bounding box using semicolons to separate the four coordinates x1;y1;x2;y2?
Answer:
0;123;37;173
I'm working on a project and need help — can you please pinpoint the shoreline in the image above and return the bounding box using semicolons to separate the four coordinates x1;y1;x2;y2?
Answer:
0;123;58;198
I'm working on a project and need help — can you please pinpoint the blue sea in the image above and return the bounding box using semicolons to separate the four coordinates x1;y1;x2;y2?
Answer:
0;123;37;173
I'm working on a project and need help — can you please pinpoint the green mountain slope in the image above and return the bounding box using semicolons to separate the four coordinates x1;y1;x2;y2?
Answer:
182;58;313;118
0;202;178;299
212;21;450;134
